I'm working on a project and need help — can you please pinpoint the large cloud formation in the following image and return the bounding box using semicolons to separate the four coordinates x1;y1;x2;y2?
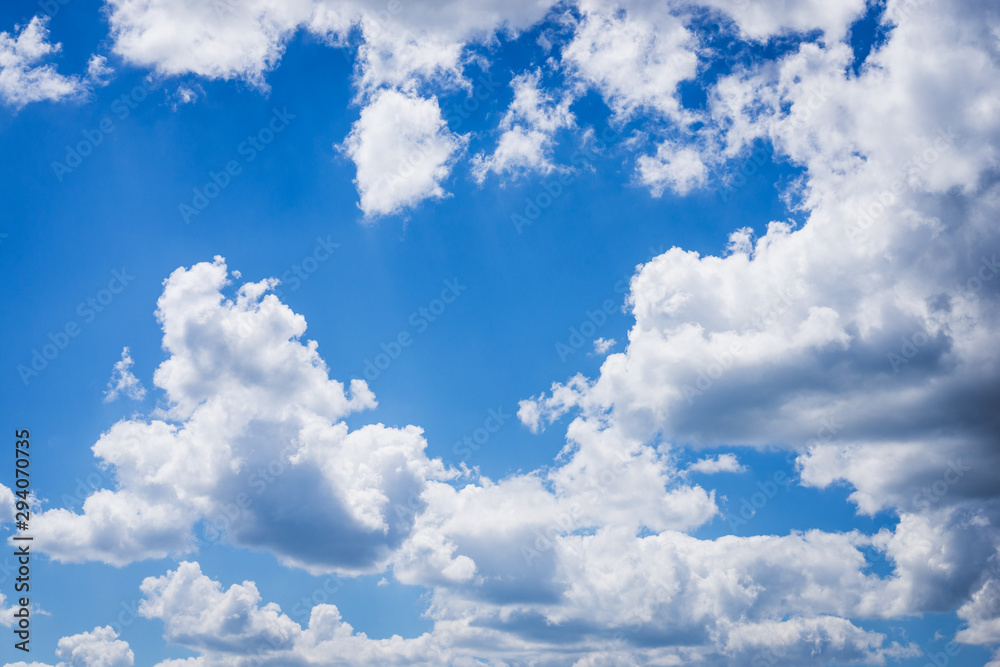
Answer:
33;257;450;574
8;0;1000;664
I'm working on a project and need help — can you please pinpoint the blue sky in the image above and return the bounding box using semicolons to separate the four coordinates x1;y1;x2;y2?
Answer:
1;0;999;665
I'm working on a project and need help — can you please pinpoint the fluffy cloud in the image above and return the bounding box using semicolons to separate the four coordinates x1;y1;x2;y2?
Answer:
139;561;300;652
104;0;309;87
104;347;146;402
6;625;135;667
686;453;746;475
636;140;709;195
697;0;868;42
102;0;557;213
0;17;86;108
102;0;556;90
19;0;1000;663
136;561;443;666
472;69;575;182
33;551;910;666
516;0;1000;654
341;88;466;217
562;0;698;122
32;257;449;573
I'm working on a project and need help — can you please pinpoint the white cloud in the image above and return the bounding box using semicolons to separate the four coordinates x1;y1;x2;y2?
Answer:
0;482;15;523
104;347;147;402
636;140;709;196
562;0;699;122
686;453;746;475
592;337;616;354
33;257;449;573
472;69;574;182
342;88;466;217
56;627;134;667
85;55;114;86
103;0;557;91
104;0;310;88
958;578;1000;647
136;561;444;666
17;0;1000;663
139;561;300;652
0;17;86;108
85;545;908;666
516;0;1000;645
6;626;135;667
697;0;868;42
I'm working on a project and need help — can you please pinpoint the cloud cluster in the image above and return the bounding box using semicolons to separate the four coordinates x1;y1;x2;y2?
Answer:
99;0;558;215
471;69;574;182
6;625;134;667
0;17;86;108
9;0;1000;663
32;257;448;574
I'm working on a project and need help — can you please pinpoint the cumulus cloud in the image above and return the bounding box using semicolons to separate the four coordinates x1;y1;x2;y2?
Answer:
686;453;746;475
515;0;1000;654
85;55;114;87
104;347;146;402
636;140;709;195
471;69;575;182
697;0;868;42
136;561;444;666
33;257;448;573
139;561;300;652
592;337;616;354
342;88;466;217
101;0;557;214
6;626;135;667
562;0;699;122
104;0;306;87
46;548;912;666
19;0;1000;663
0;17;86;108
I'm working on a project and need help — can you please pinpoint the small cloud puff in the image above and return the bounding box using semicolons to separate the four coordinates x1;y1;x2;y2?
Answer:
104;347;146;403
